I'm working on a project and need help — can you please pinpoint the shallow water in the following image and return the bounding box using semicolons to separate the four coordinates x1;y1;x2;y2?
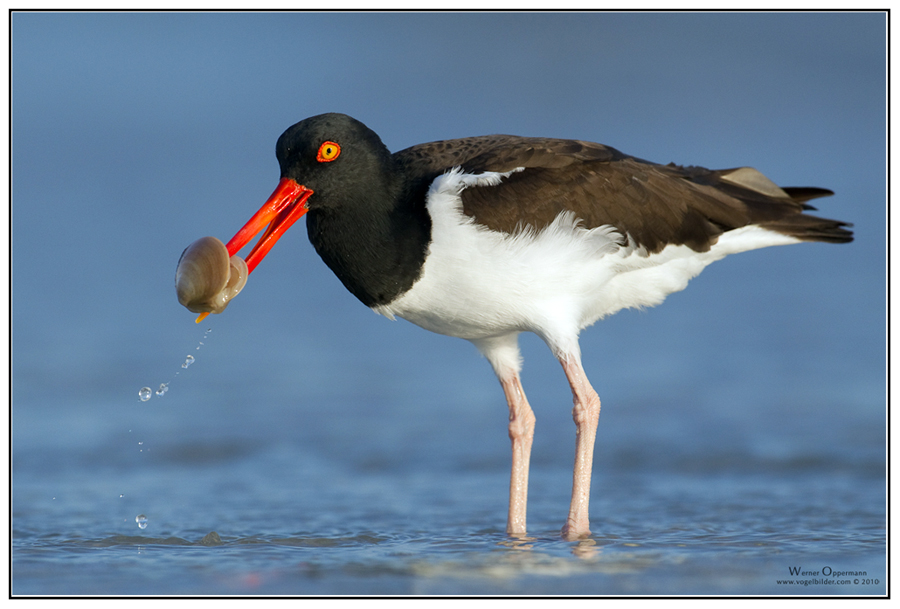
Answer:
12;447;886;595
12;315;886;595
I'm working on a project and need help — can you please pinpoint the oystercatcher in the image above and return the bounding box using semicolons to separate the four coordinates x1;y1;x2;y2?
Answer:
209;113;853;540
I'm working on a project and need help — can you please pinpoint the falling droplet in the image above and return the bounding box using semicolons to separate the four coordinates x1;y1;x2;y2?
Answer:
139;387;152;402
155;383;169;396
136;514;148;530
182;355;195;369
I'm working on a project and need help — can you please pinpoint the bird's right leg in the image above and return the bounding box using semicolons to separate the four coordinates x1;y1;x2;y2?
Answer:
500;371;536;536
472;334;535;537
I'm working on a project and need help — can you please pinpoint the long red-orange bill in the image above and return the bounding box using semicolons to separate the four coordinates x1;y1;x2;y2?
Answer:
226;177;313;272
193;178;313;324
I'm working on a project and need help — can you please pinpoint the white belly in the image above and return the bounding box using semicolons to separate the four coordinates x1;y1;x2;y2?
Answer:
374;168;801;346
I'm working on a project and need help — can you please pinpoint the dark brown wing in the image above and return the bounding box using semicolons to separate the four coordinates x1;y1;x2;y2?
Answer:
394;135;617;177
394;136;853;253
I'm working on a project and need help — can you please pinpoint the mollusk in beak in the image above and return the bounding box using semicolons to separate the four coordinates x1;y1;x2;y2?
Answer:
175;236;248;318
176;179;311;323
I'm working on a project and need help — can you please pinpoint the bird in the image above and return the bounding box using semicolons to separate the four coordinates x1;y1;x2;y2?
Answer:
186;112;853;540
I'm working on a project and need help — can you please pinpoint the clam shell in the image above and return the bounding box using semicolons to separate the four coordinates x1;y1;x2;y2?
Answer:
175;236;248;314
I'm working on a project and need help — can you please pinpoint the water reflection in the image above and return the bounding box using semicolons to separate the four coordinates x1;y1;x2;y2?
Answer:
498;533;535;551
571;538;600;559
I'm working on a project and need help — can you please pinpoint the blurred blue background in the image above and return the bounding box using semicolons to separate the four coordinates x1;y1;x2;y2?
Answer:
11;12;885;595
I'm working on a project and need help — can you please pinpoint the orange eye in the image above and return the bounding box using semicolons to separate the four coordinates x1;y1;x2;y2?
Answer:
317;141;341;162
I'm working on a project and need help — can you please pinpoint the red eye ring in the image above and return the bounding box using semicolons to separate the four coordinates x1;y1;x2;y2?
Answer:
317;141;341;162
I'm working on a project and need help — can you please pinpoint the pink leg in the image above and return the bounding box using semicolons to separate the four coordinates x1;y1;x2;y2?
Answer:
500;373;536;536
559;355;601;540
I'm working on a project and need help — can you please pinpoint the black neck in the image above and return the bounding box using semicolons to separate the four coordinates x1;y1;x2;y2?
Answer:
305;176;432;307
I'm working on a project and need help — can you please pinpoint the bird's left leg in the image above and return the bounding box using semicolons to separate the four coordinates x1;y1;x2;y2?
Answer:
559;353;601;540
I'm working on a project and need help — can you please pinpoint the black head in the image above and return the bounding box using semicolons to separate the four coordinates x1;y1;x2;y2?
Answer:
204;113;427;312
275;113;396;209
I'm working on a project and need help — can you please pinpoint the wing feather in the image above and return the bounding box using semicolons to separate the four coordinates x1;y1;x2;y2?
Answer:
393;136;852;252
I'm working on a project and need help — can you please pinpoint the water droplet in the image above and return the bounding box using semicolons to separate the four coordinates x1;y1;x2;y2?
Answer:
136;514;148;530
139;387;152;401
155;382;169;396
182;355;195;368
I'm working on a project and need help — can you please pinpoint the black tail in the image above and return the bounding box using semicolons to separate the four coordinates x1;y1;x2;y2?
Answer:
760;187;854;244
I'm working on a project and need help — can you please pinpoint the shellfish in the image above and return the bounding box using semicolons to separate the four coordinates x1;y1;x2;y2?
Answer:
175;236;248;317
